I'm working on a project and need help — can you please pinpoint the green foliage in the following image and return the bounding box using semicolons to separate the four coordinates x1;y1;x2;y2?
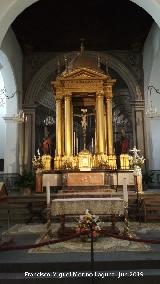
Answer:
142;172;154;185
15;170;35;190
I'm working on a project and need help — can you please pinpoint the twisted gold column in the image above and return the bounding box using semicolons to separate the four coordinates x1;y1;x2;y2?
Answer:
64;95;72;156
106;96;113;155
96;92;105;154
56;97;62;156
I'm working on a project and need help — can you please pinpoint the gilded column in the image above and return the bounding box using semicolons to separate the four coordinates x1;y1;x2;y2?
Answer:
61;105;64;156
64;94;72;156
56;96;62;156
96;91;105;154
104;110;108;154
71;103;73;155
106;92;113;155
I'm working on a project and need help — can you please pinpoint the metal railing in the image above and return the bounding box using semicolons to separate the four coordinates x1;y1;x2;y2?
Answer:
0;173;19;192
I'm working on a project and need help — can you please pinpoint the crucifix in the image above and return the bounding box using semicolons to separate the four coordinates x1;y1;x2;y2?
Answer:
74;108;94;151
129;146;140;158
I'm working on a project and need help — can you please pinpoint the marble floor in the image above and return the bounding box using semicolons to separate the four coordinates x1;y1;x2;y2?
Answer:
0;221;160;283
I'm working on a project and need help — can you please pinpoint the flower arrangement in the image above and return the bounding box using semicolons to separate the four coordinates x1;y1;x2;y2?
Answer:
62;160;73;170
128;155;145;168
76;209;101;241
96;156;109;169
32;152;45;171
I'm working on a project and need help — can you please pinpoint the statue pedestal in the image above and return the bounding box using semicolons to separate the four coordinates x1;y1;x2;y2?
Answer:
36;171;43;193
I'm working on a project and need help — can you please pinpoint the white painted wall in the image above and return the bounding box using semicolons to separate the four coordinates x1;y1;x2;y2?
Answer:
0;27;23;173
0;73;6;159
143;22;160;170
1;28;23;111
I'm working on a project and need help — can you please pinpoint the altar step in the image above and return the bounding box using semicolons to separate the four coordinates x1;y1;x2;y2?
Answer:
1;192;160;223
62;186;113;192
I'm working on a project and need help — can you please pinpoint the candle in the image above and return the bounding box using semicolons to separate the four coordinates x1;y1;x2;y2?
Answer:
76;137;79;154
46;180;50;205
95;130;97;153
91;137;94;153
73;131;76;156
37;148;40;156
123;178;128;203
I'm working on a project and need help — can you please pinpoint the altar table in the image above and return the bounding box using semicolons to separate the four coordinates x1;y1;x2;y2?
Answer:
51;197;125;235
52;197;124;216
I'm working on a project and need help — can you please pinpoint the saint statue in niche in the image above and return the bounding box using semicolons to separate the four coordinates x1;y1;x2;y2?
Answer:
114;129;129;169
42;134;52;155
120;129;129;154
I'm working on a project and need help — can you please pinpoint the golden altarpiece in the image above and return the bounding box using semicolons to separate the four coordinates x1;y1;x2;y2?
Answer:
52;49;128;171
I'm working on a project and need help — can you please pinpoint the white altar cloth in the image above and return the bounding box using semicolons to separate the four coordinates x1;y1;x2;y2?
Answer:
51;197;124;216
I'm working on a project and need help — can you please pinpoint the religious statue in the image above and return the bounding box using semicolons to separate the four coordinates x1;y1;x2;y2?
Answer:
42;134;52;155
120;136;129;154
120;129;129;154
74;109;94;150
114;140;121;169
80;109;88;130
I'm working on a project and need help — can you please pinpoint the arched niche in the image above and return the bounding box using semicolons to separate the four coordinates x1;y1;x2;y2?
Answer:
25;52;142;104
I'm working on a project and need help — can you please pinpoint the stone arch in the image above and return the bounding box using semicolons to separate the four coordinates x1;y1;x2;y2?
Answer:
0;0;160;47
24;51;142;104
0;49;17;115
0;49;18;173
0;0;39;46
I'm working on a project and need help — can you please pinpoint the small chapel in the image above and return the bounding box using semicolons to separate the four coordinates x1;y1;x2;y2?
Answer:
0;0;160;283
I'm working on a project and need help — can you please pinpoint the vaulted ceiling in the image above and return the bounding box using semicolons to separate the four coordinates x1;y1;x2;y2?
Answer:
12;0;153;52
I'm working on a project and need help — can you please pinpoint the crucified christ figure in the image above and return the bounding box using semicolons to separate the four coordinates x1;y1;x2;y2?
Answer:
74;109;94;150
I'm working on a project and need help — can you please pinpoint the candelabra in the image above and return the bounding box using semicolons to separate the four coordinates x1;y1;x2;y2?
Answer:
146;85;160;118
13;110;27;123
44;115;55;126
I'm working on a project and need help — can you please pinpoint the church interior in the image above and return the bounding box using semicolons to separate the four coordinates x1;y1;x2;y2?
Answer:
1;0;160;283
